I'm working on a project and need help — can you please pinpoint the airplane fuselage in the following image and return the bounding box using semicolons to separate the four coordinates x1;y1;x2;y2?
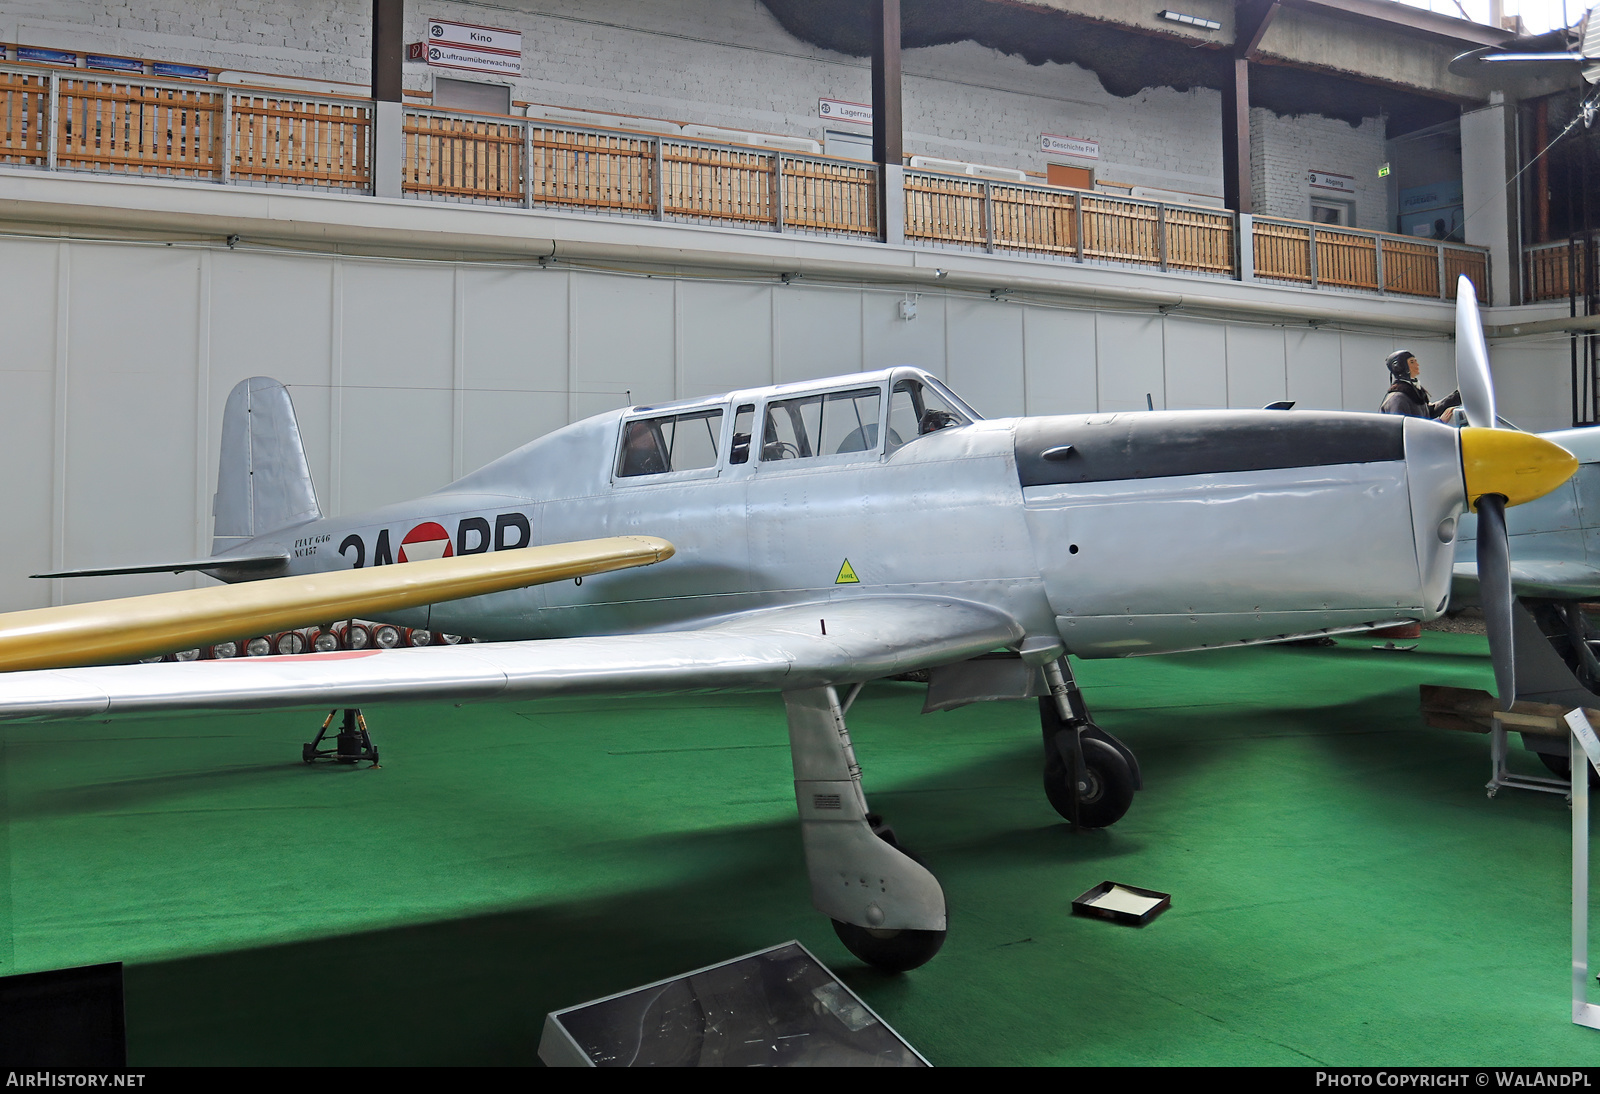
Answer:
226;367;1467;658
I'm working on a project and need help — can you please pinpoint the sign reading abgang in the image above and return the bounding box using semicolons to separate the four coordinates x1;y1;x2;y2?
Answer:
1308;169;1355;193
426;18;522;77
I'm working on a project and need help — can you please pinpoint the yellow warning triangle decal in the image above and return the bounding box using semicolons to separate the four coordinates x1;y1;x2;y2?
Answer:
835;559;860;584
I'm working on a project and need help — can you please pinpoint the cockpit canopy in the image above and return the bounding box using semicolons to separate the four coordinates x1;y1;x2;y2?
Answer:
614;369;977;480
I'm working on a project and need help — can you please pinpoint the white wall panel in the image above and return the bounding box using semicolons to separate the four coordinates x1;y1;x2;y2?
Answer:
1284;329;1345;410
340;261;455;512
776;285;862;384
1491;339;1571;434
570;272;674;420
0;239;60;375
1226;325;1288;409
0;370;55;610
460;267;569;478
0;240;59;608
1022;308;1097;416
209;252;335;506
1162;318;1226;410
1339;331;1398;412
945;298;1024;418
62;245;200;602
1096;313;1165;412
678;281;771;399
862;290;947;381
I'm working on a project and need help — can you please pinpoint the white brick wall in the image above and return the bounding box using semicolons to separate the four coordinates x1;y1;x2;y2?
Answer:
1250;107;1390;229
3;0;1332;204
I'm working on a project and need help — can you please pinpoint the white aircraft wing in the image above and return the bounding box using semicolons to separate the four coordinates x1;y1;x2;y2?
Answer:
0;597;1024;723
1453;559;1600;600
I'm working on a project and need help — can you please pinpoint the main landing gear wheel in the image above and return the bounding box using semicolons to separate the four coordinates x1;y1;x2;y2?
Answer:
830;818;946;973
831;920;947;973
1044;735;1136;828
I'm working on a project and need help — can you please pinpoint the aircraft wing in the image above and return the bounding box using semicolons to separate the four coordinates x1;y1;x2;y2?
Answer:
0;537;675;672
0;597;1024;723
1453;558;1600;600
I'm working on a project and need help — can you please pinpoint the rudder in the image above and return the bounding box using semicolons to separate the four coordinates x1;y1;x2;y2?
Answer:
213;377;322;555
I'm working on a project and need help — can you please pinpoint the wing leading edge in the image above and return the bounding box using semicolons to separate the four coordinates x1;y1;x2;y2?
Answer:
0;597;1025;723
1453;559;1600;600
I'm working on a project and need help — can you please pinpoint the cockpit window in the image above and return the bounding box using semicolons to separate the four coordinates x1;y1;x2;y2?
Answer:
617;408;724;477
761;388;882;461
887;379;968;453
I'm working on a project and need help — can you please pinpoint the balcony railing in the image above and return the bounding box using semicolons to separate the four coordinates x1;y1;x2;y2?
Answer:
0;64;1489;302
1525;236;1598;303
0;65;370;189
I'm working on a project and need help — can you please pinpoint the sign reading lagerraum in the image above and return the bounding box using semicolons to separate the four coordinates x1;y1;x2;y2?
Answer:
819;98;872;125
1040;133;1099;160
426;19;522;77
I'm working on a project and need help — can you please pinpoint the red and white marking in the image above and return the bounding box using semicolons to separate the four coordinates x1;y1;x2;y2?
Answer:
398;522;454;563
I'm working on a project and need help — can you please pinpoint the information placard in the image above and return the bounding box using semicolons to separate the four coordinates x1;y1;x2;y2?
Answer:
426;18;522;77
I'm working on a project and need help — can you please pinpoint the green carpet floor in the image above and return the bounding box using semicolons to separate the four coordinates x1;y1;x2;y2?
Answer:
1;632;1596;1065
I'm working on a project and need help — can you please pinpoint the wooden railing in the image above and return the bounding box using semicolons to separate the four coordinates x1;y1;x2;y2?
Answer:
1525;236;1598;303
1252;217;1487;302
0;64;1503;303
406;107;878;238
231;92;369;189
0;64;369;189
905;172;1236;275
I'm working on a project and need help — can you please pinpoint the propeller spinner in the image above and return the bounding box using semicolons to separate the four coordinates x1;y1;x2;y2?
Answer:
1454;276;1580;708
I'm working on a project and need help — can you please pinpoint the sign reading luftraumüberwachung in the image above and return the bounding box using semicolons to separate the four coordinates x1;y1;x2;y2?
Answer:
426;18;522;77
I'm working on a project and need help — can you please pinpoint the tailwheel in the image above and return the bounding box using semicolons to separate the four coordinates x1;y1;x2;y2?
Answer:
829;814;946;972
1044;734;1135;829
830;920;946;972
302;708;381;768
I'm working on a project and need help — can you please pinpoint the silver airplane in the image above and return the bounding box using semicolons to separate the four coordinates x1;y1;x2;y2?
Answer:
0;281;1575;971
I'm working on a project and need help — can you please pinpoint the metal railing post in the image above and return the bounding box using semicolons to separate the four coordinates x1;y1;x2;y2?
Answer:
1075;194;1085;263
1374;234;1384;294
773;154;785;234
1236;212;1254;281
221;86;232;184
983;181;995;253
653;138;665;221
523;119;533;209
1157;203;1168;272
1438;242;1447;299
45;71;57;170
1308;225;1319;289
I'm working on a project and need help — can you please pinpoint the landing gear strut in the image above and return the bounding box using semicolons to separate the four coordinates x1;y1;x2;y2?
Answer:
1039;658;1139;828
783;686;946;972
303;708;380;767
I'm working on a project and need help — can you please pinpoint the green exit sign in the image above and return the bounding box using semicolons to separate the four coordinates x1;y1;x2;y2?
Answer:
1378;162;1391;177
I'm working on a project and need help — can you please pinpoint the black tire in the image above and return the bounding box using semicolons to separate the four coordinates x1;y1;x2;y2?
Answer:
1044;735;1136;828
830;919;946;973
1537;749;1600;788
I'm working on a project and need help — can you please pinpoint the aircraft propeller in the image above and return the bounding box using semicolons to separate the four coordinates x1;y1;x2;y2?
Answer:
1453;278;1518;706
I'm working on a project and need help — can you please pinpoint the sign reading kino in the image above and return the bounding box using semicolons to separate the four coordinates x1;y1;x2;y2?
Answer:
426;18;522;77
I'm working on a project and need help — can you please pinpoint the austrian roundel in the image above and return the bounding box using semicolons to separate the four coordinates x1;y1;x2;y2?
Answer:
398;522;454;563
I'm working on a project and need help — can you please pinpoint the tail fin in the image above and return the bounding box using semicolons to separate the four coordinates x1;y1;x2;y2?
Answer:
213;377;322;555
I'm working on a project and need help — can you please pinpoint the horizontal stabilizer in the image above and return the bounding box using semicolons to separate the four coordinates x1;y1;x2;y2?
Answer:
32;552;290;580
0;536;675;673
